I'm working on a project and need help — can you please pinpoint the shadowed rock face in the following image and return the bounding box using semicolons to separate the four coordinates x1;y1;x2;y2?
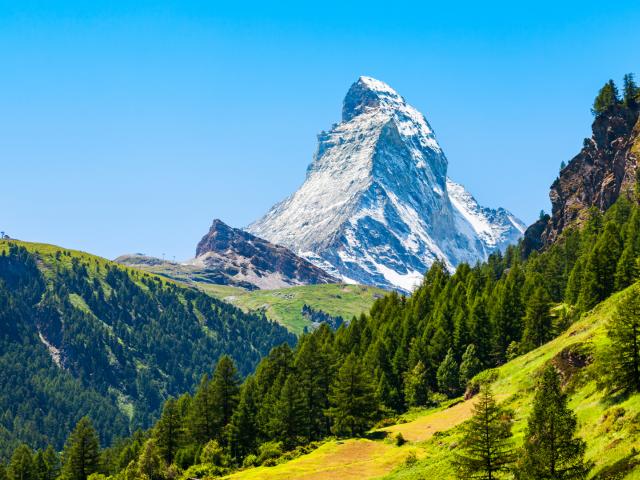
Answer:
526;105;640;249
194;219;337;289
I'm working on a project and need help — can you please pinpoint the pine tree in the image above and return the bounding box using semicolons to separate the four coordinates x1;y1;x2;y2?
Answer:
41;447;60;480
468;296;493;367
8;445;35;480
437;348;460;397
459;344;482;391
188;374;217;444
227;376;259;460
521;286;553;351
211;356;241;434
453;384;515;479
294;332;334;440
519;366;590;480
154;398;183;463
403;360;430;407
592;79;620;115
623;73;638;108
135;439;165;480
271;375;307;449
493;265;525;361
326;353;378;437
605;287;640;392
61;417;100;480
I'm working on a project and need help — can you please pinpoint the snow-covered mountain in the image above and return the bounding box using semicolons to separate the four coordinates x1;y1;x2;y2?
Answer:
248;76;525;291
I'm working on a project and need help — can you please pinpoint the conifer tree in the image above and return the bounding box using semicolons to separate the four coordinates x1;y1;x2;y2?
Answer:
211;355;241;433
519;366;590;480
522;286;553;351
294;332;334;440
8;445;35;480
41;447;60;480
459;344;482;391
0;464;7;480
154;398;183;463
135;439;165;480
403;360;430;407
271;375;307;449
453;384;514;479
493;265;525;361
437;348;460;397
326;353;378;437
605;287;640;392
188;374;216;444
61;417;100;480
227;376;259;460
592;79;620;115
623;73;638;108
468;296;493;367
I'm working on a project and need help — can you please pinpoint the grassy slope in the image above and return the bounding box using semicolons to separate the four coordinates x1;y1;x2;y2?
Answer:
119;261;386;335
218;284;387;335
227;286;640;480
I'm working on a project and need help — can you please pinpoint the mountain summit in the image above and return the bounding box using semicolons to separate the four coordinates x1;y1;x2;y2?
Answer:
248;77;525;291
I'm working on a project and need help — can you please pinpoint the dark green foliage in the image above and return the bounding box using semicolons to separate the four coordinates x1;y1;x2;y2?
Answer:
153;398;184;463
522;286;553;352
227;377;259;460
519;366;590;479
403;361;430;407
210;356;241;437
0;243;294;459
271;376;307;449
60;418;100;480
453;384;515;479
459;344;482;391
8;445;35;480
326;353;378;437
592;79;620;115
623;73;639;108
604;287;640;392
437;349;460;398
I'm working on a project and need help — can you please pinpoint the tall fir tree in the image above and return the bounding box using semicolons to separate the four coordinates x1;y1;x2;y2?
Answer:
519;366;590;480
271;375;307;449
459;344;482;391
604;287;640;392
326;353;378;437
437;348;460;397
8;445;35;480
211;355;241;437
153;398;184;463
403;360;430;407
188;374;217;444
227;376;259;460
453;384;515;479
468;296;493;367
61;417;100;480
592;79;620;115
521;286;553;351
623;73;638;108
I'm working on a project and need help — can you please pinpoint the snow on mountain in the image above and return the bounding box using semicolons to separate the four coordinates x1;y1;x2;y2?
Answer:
247;76;525;292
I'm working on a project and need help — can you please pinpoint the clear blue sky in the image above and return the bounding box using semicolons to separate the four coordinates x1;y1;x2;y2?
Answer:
2;1;639;260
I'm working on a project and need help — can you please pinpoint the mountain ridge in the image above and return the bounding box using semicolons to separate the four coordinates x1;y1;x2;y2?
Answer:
248;76;525;291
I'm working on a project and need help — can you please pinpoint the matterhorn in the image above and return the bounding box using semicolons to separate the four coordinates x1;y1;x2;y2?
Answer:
248;76;525;291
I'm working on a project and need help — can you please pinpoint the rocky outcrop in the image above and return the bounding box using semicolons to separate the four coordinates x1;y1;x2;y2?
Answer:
192;219;337;289
536;105;640;246
248;76;525;292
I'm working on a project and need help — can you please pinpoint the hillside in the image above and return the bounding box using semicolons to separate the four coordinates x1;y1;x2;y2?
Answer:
112;258;385;335
226;284;640;480
0;240;294;459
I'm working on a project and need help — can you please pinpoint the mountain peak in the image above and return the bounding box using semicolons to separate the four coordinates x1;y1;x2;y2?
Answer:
342;76;404;122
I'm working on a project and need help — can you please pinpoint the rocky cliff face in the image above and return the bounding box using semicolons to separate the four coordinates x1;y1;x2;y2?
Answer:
248;76;525;291
537;105;640;246
192;219;337;289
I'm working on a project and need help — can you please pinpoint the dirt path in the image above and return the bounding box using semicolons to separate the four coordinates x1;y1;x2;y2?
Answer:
382;399;475;442
226;400;475;480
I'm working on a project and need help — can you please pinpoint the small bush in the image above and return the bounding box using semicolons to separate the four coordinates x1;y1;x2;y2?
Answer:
257;441;283;465
395;432;406;446
404;451;418;466
242;454;258;468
